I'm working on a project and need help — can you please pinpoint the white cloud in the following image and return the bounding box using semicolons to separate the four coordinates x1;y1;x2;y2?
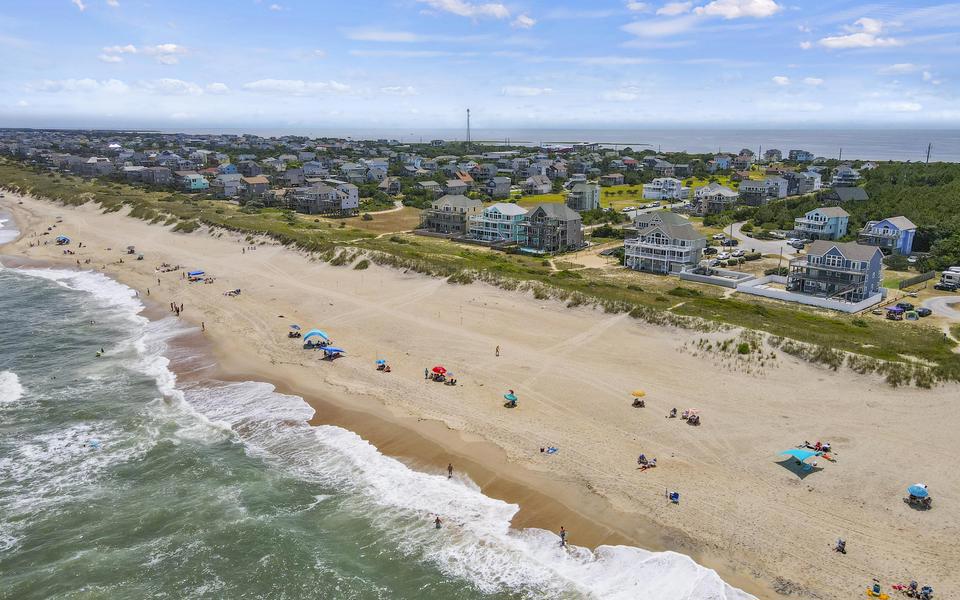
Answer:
417;0;510;19
772;75;790;85
313;49;327;58
103;44;137;54
501;85;553;96
657;2;692;16
818;18;902;49
694;0;781;19
205;82;230;94
138;78;203;95
622;15;698;37
799;41;812;50
797;24;810;33
512;14;536;28
880;63;920;74
106;0;119;6
923;71;943;85
242;79;351;96
803;77;823;86
269;3;283;10
27;78;129;93
626;1;650;11
380;85;418;96
72;0;86;11
142;43;187;64
17;99;29;107
98;54;123;63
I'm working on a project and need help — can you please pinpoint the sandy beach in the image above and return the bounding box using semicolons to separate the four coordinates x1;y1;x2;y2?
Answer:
3;192;958;599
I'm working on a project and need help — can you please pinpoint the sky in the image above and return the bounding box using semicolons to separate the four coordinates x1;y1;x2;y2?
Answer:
1;0;959;131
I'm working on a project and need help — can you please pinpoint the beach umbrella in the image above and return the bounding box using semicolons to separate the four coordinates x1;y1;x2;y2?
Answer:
504;393;518;402
432;365;446;374
907;484;929;498
304;329;330;341
631;390;646;397
323;347;345;354
290;324;301;330
375;359;386;365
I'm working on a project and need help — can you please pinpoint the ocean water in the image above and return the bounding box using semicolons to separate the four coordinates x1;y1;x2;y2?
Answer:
169;126;960;162
0;210;18;245
0;264;753;600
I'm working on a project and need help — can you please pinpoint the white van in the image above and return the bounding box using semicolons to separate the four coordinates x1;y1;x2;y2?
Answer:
941;269;960;286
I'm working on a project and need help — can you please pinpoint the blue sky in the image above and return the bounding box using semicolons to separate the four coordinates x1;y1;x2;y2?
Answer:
1;0;958;130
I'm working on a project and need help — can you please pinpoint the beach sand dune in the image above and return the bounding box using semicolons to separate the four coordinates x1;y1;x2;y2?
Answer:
3;193;958;600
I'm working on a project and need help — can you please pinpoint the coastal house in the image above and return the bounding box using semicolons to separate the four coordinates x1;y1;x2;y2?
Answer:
280;168;305;187
323;179;360;212
419;194;482;236
291;183;357;216
485;176;512;199
468;203;528;243
302;161;328;177
793;207;849;240
141;166;173;186
764;149;783;162
599;173;624;186
731;153;754;171
787;241;883;303
624;211;706;274
241;175;270;199
822;187;868;203
783;171;822;195
831;166;861;187
644;158;675;177
738;177;787;206
444;179;469;196
80;157;115;177
518;204;584;253
214;173;242;198
238;161;262;177
566;182;601;212
642;178;688;201
857;216;917;255
522;174;552;195
707;154;732;172
694;183;738;215
378;176;402;195
788;149;815;162
417;180;443;197
217;163;238;175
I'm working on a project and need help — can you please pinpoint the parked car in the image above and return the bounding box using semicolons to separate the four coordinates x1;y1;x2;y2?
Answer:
717;252;730;260
712;233;725;240
721;239;739;247
896;302;914;311
703;247;718;256
916;307;932;317
789;240;806;250
934;282;958;292
621;206;636;213
731;249;745;257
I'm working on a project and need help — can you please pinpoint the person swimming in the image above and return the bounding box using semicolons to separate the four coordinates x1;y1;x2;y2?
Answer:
434;516;442;529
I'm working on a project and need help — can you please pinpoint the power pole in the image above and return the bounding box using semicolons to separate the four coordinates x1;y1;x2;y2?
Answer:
466;108;471;150
838;148;842;161
926;143;932;164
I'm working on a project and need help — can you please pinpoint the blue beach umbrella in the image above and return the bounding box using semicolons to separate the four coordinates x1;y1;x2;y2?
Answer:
188;270;204;277
304;329;330;341
290;324;301;331
504;393;518;402
323;347;345;354
375;359;386;365
907;484;929;498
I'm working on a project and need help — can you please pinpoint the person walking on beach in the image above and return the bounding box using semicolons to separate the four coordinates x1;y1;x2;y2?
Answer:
180;303;184;313
559;526;567;547
434;516;442;529
447;463;453;479
201;321;205;332
425;367;429;380
495;345;500;357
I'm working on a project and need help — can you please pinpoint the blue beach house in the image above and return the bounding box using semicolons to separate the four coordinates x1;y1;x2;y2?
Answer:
793;207;849;240
857;216;916;255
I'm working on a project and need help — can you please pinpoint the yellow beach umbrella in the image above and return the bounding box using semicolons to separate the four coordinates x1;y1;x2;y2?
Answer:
631;390;646;397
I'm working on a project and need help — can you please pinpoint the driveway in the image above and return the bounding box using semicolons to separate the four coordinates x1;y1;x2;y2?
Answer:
922;295;960;320
728;221;797;258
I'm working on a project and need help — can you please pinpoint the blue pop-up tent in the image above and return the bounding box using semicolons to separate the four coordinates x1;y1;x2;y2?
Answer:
188;270;204;277
781;449;820;462
304;329;330;341
322;347;345;356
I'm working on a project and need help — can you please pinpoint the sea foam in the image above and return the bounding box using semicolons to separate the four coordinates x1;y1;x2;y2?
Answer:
0;371;23;404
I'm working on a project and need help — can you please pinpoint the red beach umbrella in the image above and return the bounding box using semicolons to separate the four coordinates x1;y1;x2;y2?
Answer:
432;365;447;374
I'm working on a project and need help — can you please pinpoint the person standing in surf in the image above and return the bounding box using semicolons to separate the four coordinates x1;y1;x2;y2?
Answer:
559;526;567;547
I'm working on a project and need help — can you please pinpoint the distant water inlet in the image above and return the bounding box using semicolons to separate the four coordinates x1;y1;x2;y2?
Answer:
0;266;753;600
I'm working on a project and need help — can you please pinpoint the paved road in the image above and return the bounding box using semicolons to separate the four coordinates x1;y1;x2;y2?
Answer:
728;221;797;258
922;295;960;320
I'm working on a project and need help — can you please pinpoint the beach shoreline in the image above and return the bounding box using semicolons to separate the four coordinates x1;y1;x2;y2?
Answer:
3;191;958;600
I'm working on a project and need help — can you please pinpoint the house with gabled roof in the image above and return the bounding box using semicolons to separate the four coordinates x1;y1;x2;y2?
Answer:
624;212;706;274
794;207;849;240
857;216;917;255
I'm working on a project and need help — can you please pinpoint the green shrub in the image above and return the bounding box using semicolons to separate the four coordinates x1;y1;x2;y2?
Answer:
737;342;751;354
354;259;370;270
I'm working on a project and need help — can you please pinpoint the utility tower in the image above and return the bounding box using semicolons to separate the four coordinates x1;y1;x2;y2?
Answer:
466;108;471;149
